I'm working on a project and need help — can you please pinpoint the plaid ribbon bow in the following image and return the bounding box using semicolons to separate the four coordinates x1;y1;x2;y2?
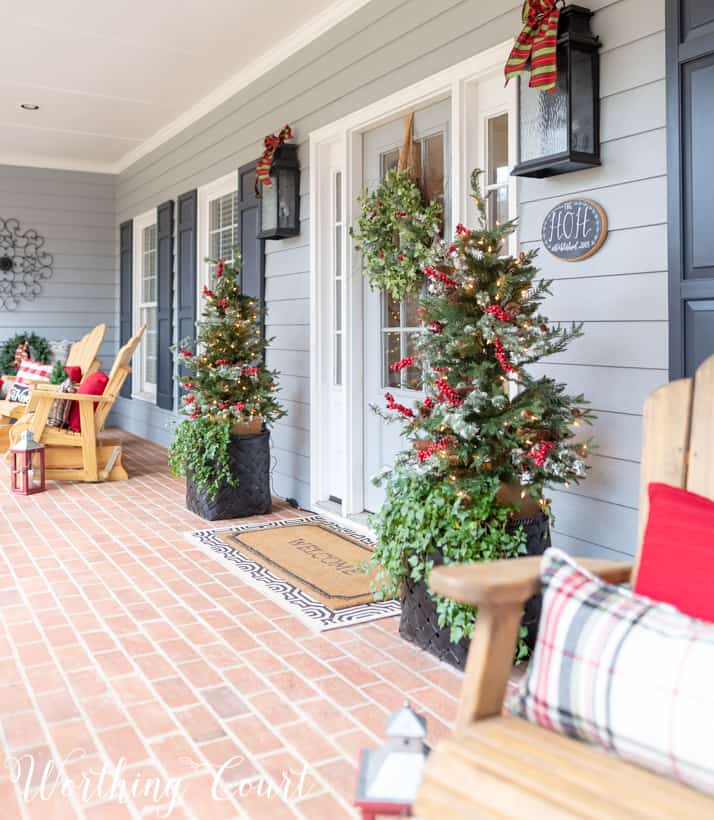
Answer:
255;125;293;193
505;0;561;93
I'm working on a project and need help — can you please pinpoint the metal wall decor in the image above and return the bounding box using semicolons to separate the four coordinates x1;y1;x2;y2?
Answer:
0;218;54;310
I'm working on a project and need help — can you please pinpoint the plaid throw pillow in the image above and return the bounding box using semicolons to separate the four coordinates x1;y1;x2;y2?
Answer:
508;549;714;797
13;359;53;386
46;379;76;428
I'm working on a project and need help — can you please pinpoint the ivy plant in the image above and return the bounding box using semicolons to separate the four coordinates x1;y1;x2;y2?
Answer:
368;463;528;652
350;168;442;300
168;416;238;500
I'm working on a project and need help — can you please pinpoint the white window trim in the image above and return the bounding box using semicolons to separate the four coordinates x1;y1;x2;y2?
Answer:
132;208;158;403
309;40;516;518
197;170;239;315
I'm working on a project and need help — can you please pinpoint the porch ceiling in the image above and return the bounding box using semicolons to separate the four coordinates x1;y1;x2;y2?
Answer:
0;0;365;173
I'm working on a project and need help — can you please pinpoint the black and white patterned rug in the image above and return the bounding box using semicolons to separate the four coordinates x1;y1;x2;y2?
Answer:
185;515;401;631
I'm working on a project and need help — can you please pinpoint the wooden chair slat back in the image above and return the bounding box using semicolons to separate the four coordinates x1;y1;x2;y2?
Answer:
634;354;714;585
94;326;146;432
687;355;714;499
66;324;106;375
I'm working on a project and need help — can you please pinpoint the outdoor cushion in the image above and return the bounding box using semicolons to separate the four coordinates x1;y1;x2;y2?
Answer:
47;379;76;428
508;549;714;797
48;339;72;364
635;482;714;623
7;382;31;404
64;366;82;383
9;359;53;404
67;371;108;433
12;359;53;387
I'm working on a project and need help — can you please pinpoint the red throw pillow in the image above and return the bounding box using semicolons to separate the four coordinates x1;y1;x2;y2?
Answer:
635;483;714;622
67;371;108;433
64;366;82;383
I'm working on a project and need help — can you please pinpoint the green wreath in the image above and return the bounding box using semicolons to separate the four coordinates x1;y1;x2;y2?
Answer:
0;332;52;375
350;168;442;300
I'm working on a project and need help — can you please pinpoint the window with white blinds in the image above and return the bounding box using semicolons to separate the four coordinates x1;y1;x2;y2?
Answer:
208;190;238;277
132;210;158;401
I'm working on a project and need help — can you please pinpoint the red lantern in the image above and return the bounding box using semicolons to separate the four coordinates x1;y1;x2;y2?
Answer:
10;430;46;495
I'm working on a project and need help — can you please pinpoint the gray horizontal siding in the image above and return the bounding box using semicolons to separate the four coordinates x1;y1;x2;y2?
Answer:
0;165;117;366
109;397;176;448
520;0;667;558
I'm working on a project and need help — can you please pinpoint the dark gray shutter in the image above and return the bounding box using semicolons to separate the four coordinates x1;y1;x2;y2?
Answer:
119;220;133;398
156;200;174;410
177;190;198;346
667;0;714;377
176;190;197;395
238;160;266;315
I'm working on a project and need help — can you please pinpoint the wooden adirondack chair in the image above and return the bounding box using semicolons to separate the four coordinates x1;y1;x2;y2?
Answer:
0;323;107;427
415;355;714;818
8;326;144;483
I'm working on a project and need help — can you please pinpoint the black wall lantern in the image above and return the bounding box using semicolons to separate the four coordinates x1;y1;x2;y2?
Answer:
512;5;601;179
257;144;301;239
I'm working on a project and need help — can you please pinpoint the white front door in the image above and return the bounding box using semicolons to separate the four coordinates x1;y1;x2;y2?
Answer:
362;99;451;512
316;138;347;504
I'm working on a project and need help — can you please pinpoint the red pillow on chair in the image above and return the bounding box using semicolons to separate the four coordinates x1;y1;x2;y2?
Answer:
67;371;108;433
64;366;82;383
635;482;714;622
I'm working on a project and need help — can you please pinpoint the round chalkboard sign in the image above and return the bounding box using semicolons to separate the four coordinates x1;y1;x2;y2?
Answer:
541;199;608;262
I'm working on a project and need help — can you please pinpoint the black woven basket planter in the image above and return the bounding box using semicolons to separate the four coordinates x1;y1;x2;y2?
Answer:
186;430;272;521
399;512;551;670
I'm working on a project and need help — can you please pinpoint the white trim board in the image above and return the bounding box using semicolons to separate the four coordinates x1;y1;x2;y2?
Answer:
309;40;515;519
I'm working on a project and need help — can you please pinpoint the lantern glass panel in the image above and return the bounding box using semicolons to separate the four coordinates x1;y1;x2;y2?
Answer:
11;454;21;492
260;182;278;235
571;47;596;154
30;451;42;489
277;168;296;231
519;48;569;163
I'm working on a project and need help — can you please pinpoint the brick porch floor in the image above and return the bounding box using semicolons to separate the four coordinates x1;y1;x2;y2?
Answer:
0;431;463;819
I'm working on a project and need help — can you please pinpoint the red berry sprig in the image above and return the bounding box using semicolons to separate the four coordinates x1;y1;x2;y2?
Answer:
385;392;415;418
435;377;464;407
417;437;448;463
527;440;555;467
494;337;517;374
486;305;513;323
424;266;458;289
389;356;416;372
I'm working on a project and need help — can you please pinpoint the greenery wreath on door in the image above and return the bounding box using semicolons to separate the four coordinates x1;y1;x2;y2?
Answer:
0;332;52;375
350;168;442;301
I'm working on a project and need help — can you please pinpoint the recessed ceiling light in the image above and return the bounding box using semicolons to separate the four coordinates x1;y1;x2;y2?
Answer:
20;103;40;111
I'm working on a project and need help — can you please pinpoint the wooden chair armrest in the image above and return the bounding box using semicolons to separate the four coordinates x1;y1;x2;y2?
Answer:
432;555;633;731
32;392;112;404
429;556;634;608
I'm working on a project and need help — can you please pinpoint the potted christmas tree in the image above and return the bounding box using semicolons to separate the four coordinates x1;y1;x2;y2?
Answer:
368;171;594;668
169;254;285;520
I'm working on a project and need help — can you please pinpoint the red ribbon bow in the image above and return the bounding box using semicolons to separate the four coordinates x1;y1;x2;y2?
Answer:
255;125;292;193
505;0;561;94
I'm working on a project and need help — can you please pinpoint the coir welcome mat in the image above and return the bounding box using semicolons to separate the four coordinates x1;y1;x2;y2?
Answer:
186;515;400;630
